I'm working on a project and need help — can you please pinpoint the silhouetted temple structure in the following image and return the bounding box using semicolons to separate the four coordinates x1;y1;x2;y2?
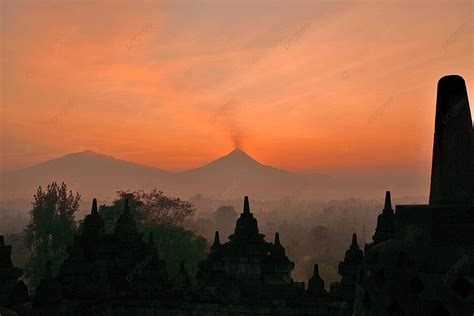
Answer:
332;233;363;308
197;196;301;299
29;198;174;314
0;236;28;310
2;74;472;315
2;197;352;315
370;191;394;247
354;75;474;315
430;75;474;205
195;196;351;314
306;264;327;298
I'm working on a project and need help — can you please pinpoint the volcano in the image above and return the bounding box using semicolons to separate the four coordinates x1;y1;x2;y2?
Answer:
1;148;333;201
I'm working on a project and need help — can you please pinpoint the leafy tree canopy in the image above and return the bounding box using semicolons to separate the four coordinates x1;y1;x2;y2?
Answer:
98;189;206;280
23;182;80;290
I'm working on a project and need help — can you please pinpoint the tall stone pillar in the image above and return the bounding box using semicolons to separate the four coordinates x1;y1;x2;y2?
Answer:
429;75;474;205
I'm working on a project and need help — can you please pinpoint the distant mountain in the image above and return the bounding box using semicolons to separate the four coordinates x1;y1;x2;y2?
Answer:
171;148;333;199
0;148;333;201
1;150;171;200
0;148;428;202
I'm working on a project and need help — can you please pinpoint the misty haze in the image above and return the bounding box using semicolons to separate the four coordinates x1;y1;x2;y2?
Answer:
1;1;473;316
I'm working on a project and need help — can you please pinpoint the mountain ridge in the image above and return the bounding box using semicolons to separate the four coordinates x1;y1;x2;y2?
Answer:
0;148;429;201
1;148;334;200
12;150;168;174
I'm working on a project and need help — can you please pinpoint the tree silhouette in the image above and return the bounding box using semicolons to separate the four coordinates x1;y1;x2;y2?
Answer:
98;189;206;280
137;189;195;224
100;189;195;226
23;182;80;290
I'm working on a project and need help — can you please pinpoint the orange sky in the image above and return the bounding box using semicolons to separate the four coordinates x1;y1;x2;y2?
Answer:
1;0;473;175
